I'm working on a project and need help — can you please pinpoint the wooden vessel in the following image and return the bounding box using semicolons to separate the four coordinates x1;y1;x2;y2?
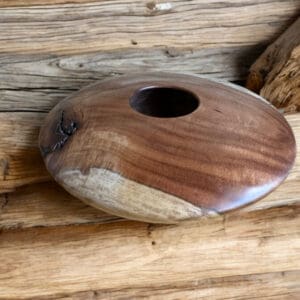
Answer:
39;73;296;223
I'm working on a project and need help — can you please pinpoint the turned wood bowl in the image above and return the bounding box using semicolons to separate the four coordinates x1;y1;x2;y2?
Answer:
39;73;296;223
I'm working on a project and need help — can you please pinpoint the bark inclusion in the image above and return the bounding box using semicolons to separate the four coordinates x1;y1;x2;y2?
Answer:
41;110;78;157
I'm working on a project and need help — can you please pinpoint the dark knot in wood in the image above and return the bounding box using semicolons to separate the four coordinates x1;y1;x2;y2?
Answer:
41;110;77;157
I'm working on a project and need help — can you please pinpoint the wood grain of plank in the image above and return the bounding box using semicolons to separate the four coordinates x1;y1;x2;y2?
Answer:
0;204;299;299
44;271;300;300
0;45;265;112
0;182;121;230
0;112;50;193
0;0;101;7
0;0;299;114
0;0;299;55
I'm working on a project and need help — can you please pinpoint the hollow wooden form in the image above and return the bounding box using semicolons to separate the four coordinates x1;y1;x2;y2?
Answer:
39;73;296;223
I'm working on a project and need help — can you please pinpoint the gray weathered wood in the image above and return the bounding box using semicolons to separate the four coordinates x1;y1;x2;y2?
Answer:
1;0;298;55
0;46;264;111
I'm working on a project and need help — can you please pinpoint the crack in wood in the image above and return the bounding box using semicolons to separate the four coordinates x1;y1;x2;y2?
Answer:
0;193;9;215
41;110;77;157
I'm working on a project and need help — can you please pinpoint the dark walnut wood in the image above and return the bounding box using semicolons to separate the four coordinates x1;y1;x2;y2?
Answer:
39;73;296;223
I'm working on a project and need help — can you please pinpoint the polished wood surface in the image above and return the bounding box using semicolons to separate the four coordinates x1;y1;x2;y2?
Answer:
39;73;296;223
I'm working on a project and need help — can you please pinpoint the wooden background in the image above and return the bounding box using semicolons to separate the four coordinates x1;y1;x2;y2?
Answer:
0;1;299;299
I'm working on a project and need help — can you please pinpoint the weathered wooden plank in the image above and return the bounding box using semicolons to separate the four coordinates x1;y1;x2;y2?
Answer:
1;112;299;194
0;204;299;299
0;182;121;230
0;0;298;55
0;0;99;7
45;271;300;300
0;112;50;193
0;1;299;113
0;88;76;113
0;45;264;112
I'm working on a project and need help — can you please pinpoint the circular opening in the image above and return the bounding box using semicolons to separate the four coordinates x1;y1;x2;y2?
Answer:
130;86;199;118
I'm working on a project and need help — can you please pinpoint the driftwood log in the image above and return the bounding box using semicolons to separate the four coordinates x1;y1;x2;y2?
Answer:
247;17;300;112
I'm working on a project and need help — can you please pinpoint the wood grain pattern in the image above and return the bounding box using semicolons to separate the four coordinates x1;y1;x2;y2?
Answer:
38;271;300;300
0;46;265;112
0;0;100;7
0;112;50;193
39;73;296;223
247;17;300;112
1;0;298;55
0;182;121;230
0;0;299;114
0;205;299;299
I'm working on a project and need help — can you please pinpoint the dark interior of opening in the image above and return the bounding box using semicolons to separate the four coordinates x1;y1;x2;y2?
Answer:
130;86;200;118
